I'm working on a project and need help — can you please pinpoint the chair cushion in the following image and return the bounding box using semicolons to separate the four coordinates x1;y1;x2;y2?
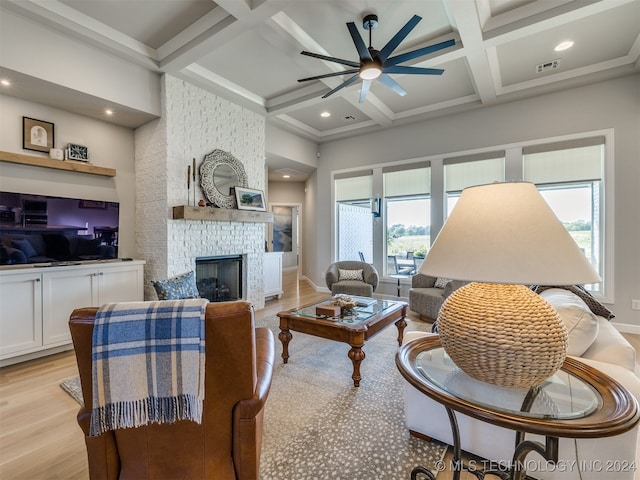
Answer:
152;271;200;300
338;269;363;281
540;288;599;356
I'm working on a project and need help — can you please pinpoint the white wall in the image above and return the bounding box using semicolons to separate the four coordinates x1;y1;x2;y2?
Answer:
0;8;160;116
0;94;138;259
266;124;318;169
314;75;640;328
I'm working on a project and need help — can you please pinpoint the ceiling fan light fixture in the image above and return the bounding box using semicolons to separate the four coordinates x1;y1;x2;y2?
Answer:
359;63;382;80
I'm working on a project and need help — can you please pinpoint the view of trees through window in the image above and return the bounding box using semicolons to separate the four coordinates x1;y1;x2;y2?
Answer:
386;198;430;259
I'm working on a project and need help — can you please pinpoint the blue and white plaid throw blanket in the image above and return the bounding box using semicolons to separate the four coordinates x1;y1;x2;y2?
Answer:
89;298;208;436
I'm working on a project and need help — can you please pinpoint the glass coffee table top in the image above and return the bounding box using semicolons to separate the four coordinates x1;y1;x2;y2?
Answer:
415;347;602;420
291;297;399;325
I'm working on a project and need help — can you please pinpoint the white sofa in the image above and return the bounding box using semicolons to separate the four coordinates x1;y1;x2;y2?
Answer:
403;288;639;480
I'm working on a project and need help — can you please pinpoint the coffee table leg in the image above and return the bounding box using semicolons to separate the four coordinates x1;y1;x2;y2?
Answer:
348;345;365;387
395;316;407;346
278;328;292;364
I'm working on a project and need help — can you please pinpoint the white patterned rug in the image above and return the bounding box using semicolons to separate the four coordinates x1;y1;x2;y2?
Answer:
61;314;446;479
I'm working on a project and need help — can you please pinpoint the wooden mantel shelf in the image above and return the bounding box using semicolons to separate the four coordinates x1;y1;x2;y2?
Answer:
0;151;116;177
173;205;274;223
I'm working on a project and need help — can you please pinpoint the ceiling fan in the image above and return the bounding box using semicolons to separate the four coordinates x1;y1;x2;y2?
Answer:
298;14;455;103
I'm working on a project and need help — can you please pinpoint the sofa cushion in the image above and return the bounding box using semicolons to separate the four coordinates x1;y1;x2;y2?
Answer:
338;268;363;281
152;271;200;300
541;288;599;356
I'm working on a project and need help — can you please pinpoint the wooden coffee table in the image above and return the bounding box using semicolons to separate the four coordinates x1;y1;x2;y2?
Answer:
277;297;407;387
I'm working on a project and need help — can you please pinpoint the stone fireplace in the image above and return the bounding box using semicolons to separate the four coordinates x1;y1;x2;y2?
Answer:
134;74;267;309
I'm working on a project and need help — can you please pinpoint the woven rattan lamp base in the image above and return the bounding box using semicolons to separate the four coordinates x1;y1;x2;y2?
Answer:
437;282;568;388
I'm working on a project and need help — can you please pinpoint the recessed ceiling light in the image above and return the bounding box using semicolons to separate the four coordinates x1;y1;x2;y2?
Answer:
320;111;331;118
282;174;290;179
554;41;574;52
105;109;113;115
1;79;10;86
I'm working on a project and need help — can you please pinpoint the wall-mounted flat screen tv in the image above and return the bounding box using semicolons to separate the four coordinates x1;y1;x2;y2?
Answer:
0;191;119;265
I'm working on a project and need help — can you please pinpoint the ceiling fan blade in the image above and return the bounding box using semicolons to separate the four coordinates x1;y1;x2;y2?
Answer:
359;80;372;103
301;51;360;68
321;74;360;99
384;39;455;67
298;69;359;82
347;22;372;61
377;15;422;62
383;65;444;75
379;74;407;97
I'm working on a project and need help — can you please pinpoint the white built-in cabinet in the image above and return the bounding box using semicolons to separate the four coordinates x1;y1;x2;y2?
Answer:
264;252;283;300
0;260;144;364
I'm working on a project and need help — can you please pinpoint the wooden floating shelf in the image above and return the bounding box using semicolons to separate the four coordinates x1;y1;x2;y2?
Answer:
173;205;274;223
0;151;116;177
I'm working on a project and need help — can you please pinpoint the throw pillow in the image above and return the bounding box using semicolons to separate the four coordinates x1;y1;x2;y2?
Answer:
540;288;599;356
11;239;38;259
0;245;27;264
338;269;364;281
152;271;200;300
434;277;450;289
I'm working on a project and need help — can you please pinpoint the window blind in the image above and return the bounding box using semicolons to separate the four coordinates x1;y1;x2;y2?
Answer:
523;139;603;184
335;170;372;202
444;155;505;192
383;162;430;197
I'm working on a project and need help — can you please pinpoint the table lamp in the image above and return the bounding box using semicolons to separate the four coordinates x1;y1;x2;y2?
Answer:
419;182;601;388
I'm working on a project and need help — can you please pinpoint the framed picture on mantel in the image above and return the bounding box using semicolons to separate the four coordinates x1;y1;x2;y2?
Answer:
23;116;54;153
235;187;266;211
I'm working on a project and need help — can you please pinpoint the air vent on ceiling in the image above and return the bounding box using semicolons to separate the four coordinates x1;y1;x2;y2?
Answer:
535;59;560;73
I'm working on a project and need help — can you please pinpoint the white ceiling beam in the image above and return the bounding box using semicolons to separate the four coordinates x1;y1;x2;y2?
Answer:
444;0;497;105
160;0;294;72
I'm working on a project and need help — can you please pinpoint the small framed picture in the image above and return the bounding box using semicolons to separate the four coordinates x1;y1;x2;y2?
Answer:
23;117;54;153
234;187;266;211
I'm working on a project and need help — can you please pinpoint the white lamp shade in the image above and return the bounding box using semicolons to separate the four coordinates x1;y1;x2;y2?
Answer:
419;182;601;285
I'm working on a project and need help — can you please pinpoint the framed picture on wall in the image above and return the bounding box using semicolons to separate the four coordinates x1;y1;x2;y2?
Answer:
22;117;55;153
235;187;266;211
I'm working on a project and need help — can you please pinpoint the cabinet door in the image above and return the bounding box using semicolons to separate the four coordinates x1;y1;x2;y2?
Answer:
97;263;144;304
42;267;97;346
0;272;42;358
264;252;283;298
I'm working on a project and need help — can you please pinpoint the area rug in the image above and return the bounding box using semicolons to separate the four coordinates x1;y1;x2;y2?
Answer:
61;314;446;479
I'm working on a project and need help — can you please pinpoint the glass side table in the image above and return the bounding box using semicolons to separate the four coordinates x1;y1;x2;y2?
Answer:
396;335;639;480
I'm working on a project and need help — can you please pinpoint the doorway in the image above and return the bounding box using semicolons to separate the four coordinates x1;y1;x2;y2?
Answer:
268;203;301;270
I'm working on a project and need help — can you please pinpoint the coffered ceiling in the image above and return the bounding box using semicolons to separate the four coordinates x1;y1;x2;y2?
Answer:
2;0;639;149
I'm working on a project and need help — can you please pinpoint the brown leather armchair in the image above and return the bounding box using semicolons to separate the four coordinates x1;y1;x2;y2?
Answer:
69;301;275;480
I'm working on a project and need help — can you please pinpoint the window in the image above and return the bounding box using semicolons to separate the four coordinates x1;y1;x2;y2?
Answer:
335;171;373;262
524;138;604;292
383;163;430;275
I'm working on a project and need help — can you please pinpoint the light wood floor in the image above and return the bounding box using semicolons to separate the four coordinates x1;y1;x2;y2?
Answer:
0;269;638;479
